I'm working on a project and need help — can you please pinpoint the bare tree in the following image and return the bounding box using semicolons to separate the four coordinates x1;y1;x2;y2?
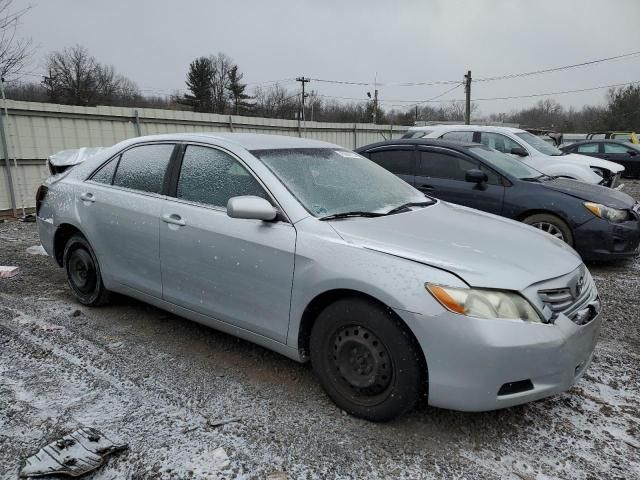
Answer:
0;0;33;79
43;44;139;105
210;52;233;113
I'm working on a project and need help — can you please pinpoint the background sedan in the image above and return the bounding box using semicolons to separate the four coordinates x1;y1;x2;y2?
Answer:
561;140;640;178
357;139;640;261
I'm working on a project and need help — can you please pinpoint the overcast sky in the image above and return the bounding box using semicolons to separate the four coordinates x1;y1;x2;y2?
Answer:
13;0;640;115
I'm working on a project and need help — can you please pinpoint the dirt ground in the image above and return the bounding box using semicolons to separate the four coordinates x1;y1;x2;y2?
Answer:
1;182;639;480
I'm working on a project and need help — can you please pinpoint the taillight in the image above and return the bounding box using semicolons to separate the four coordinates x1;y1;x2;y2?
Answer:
35;185;48;216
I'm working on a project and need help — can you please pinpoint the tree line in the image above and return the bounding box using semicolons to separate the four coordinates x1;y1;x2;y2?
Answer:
2;39;639;131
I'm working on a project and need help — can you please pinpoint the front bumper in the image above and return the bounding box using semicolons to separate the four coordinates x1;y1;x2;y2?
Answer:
573;216;640;261
395;305;602;412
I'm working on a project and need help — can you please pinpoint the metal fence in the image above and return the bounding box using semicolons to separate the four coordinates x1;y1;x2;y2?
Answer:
0;100;410;213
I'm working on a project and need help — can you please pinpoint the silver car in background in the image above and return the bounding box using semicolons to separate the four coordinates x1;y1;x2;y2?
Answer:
36;133;602;421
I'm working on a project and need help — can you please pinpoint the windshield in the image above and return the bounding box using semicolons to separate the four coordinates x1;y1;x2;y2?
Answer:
515;131;563;156
252;148;426;217
468;146;544;179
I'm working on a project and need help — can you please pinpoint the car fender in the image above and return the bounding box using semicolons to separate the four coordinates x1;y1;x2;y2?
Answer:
524;160;603;184
562;153;625;174
286;217;467;352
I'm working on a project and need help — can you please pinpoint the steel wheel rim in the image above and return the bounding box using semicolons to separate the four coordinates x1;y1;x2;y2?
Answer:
531;221;566;241
329;325;394;406
68;249;97;294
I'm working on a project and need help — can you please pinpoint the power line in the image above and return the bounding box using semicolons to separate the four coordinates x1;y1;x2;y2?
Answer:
474;50;640;82
470;80;640;102
310;50;640;87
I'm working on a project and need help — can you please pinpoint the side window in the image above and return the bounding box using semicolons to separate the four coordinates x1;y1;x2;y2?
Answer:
177;145;267;208
440;131;474;142
603;143;630;154
577;143;600;153
480;132;521;154
90;157;118;184
112;144;174;194
368;149;414;175
419;150;500;185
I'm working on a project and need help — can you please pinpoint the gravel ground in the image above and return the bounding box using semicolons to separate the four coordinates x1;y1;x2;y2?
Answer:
1;182;639;480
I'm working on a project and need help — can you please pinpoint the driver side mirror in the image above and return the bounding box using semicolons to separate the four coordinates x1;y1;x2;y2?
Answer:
510;147;528;157
227;196;278;221
465;169;488;186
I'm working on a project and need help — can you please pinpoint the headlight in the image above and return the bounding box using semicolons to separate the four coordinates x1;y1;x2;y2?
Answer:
584;202;629;223
426;283;543;322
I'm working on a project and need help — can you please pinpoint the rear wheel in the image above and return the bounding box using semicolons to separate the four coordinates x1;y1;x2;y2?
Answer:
310;297;423;422
522;213;574;246
63;234;111;306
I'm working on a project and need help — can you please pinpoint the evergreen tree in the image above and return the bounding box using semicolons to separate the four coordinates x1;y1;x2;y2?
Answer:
226;65;252;115
182;57;214;112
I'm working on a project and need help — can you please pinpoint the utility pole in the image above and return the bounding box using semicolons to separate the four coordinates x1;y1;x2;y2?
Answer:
464;70;472;125
415;105;418;124
296;76;310;122
373;73;378;124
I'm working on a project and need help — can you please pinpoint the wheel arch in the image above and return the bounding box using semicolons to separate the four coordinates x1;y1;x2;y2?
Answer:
296;288;428;384
53;223;84;266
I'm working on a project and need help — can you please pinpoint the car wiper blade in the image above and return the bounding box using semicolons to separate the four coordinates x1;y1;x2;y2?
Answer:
385;200;436;215
318;211;386;221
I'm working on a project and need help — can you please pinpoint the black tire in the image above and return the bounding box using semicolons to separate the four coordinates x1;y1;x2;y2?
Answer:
63;234;111;306
522;213;574;246
310;297;423;422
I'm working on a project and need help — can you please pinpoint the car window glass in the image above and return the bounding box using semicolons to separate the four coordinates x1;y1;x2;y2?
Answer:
419;150;499;184
603;143;630;154
368;149;414;175
112;144;174;194
577;143;599;153
480;132;521;154
440;131;474;142
90;157;118;184
177;145;267;208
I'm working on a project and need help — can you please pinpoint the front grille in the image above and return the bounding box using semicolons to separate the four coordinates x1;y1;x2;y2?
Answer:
538;271;599;325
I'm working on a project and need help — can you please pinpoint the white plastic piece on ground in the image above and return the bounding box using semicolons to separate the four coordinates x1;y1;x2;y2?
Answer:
20;427;127;477
0;266;19;278
48;147;105;167
26;245;47;256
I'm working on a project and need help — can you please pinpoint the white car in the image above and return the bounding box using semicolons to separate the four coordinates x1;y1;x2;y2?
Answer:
404;125;625;188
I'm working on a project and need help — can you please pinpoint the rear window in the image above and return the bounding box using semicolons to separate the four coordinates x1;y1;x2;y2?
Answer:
401;130;432;139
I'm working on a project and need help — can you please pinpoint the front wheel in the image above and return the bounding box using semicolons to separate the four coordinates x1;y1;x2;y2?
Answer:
63;234;111;306
310;298;424;422
522;213;574;246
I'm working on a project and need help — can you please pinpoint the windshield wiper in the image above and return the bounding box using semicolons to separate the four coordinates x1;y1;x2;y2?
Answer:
319;211;386;221
384;200;436;215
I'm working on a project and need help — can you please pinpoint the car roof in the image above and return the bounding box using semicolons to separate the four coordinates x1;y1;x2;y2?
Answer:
116;132;340;151
564;139;631;145
355;138;480;151
407;124;525;134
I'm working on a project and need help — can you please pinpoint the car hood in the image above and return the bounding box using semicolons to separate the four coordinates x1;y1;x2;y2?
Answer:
541;178;636;209
328;202;582;291
561;153;625;173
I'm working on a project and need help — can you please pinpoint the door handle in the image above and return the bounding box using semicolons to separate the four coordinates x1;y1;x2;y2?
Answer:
80;192;96;203
162;213;186;226
418;184;434;191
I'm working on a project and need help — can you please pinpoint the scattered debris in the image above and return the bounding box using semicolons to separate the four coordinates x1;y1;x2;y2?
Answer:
20;427;127;478
70;310;82;318
26;245;47;256
209;447;230;472
0;266;19;279
207;417;242;428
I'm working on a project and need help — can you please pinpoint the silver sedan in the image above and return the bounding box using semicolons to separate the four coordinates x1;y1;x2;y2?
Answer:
36;133;602;421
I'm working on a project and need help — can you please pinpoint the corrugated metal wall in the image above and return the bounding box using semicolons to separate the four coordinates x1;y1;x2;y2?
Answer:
0;100;410;212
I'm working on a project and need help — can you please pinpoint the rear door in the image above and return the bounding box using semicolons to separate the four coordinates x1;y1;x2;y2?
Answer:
574;142;603;159
365;146;416;186
602;142;640;177
159;144;296;343
416;147;505;214
79;143;176;297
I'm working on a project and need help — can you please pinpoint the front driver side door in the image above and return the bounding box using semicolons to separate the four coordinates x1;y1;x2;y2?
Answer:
159;144;296;343
415;147;505;215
